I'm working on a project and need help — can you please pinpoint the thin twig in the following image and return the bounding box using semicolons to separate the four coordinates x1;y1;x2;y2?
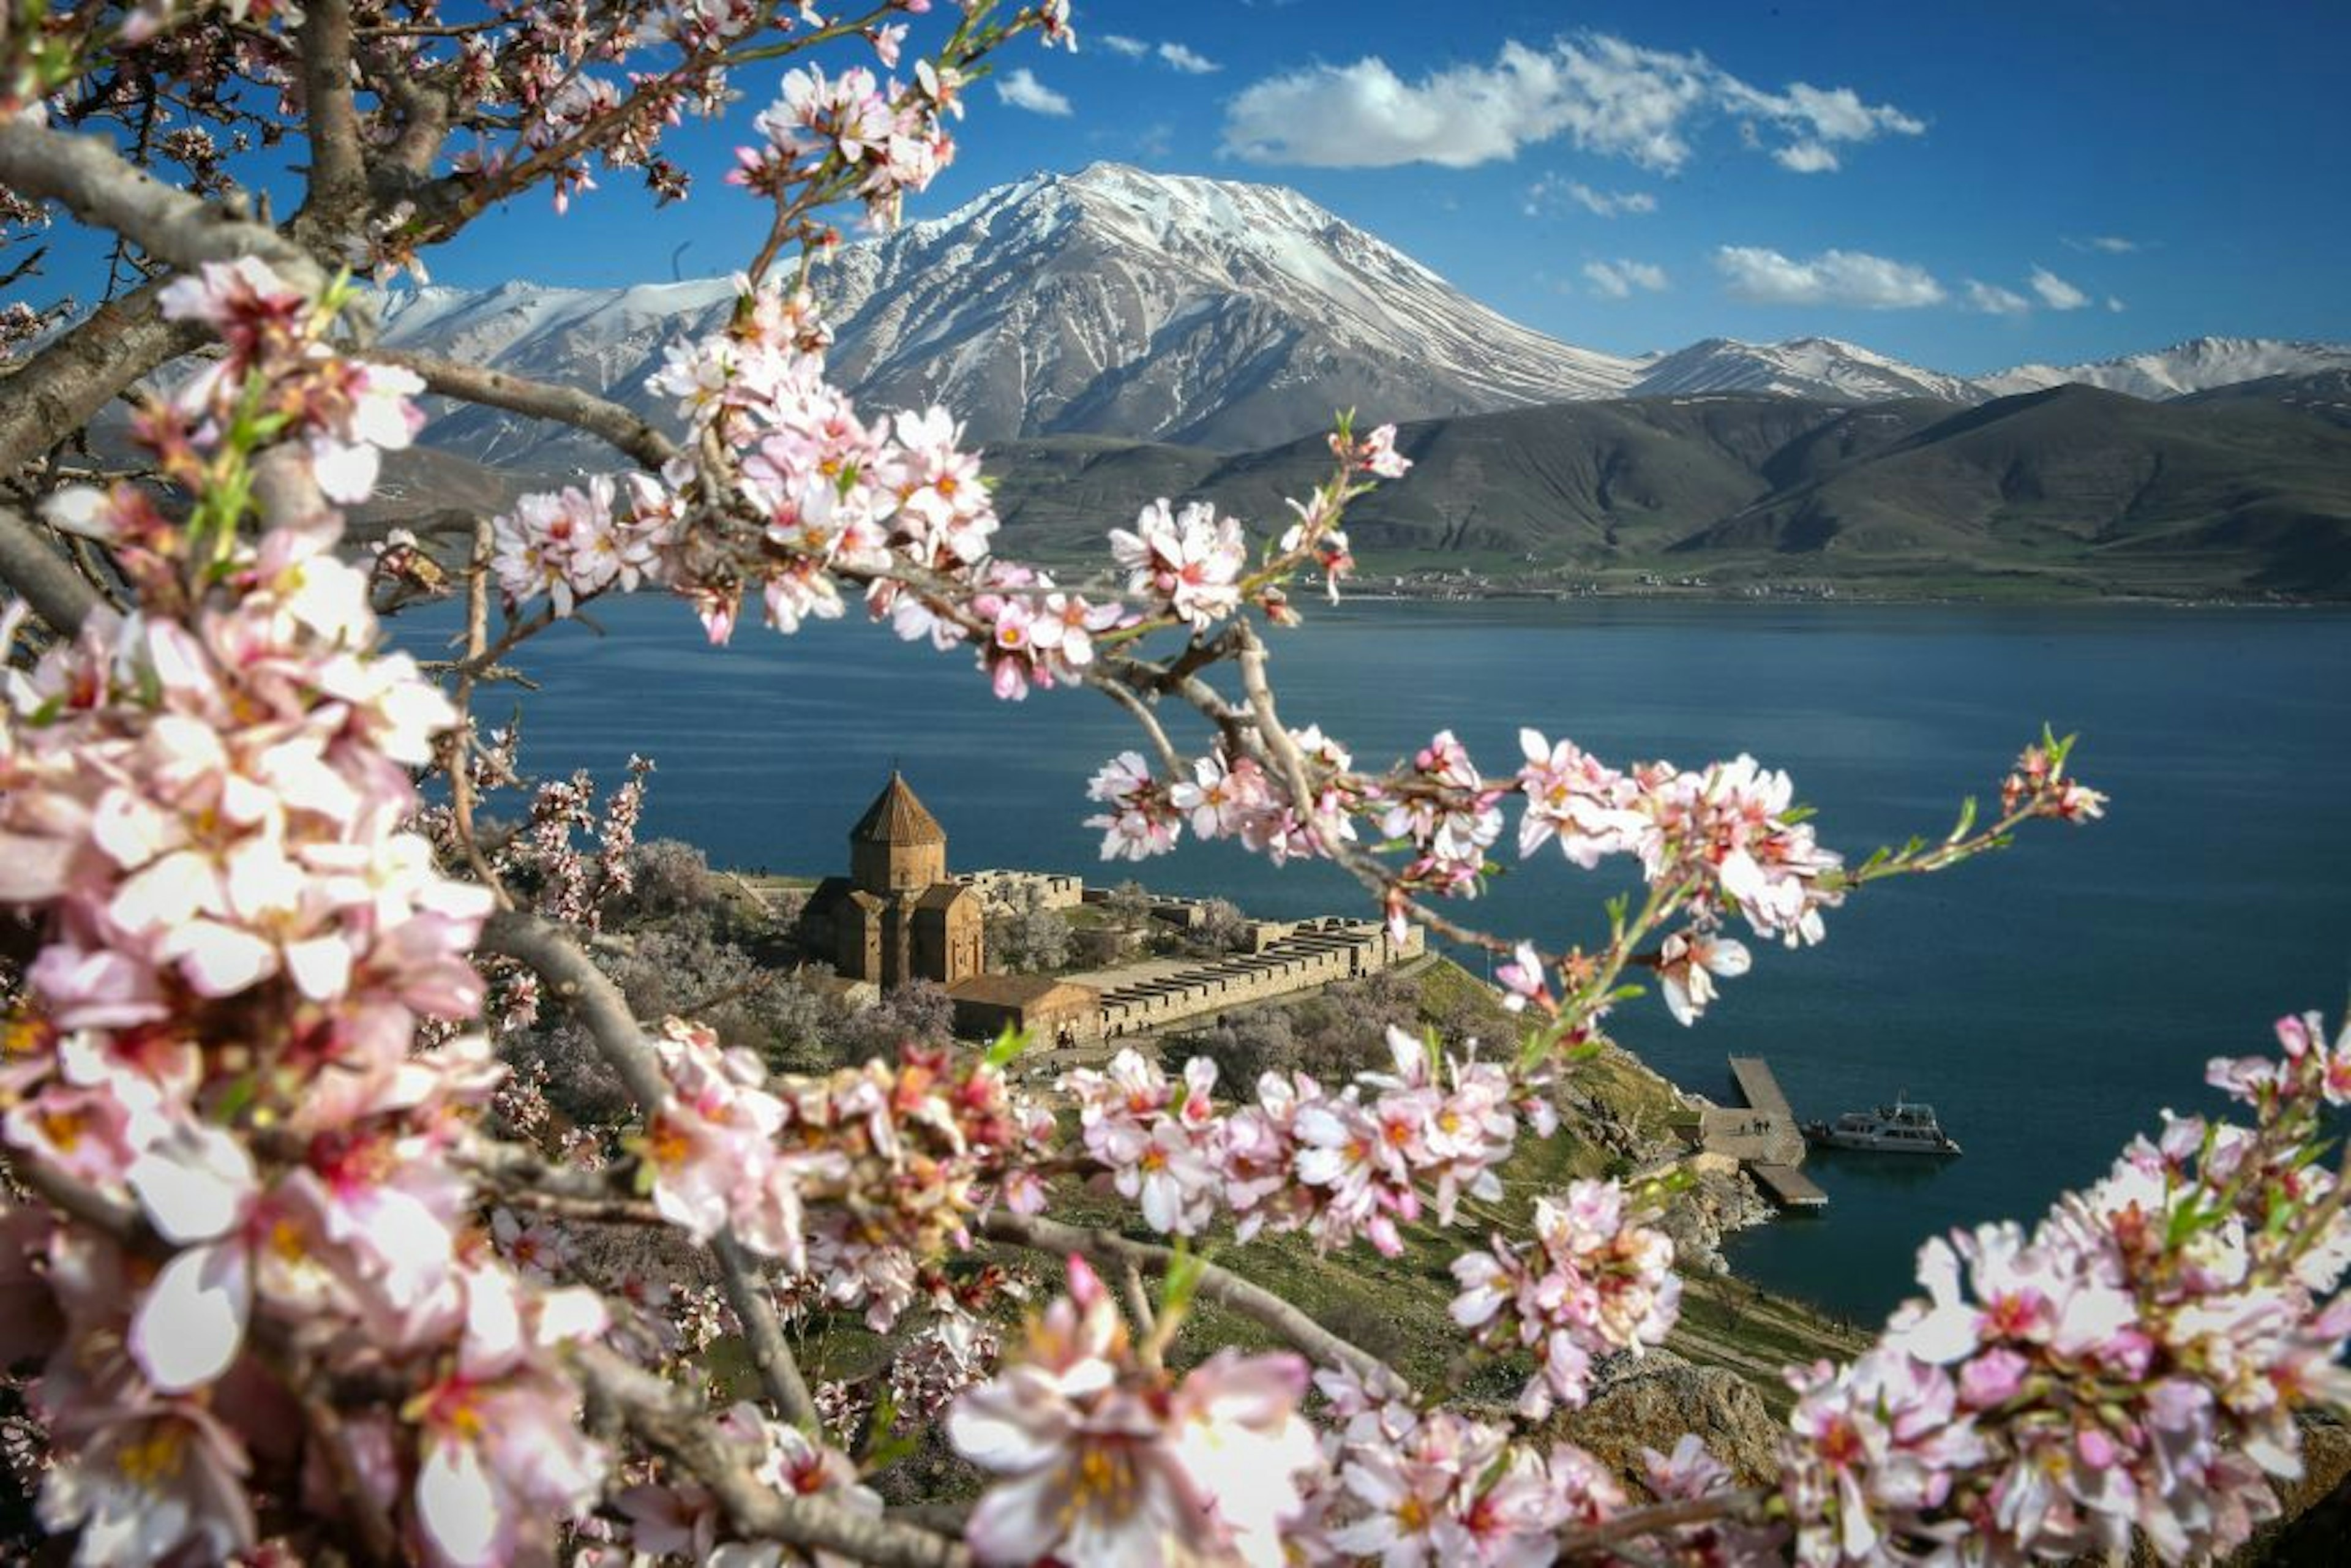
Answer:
977;1210;1412;1400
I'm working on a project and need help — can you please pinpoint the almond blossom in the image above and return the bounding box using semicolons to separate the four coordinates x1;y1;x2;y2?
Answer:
948;1256;1318;1567
1449;1177;1681;1418
1111;498;1248;632
1654;926;1753;1026
1085;749;1184;861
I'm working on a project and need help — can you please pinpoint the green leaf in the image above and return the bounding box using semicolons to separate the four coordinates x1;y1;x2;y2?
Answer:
1946;795;1978;844
1159;1239;1205;1319
983;1024;1031;1070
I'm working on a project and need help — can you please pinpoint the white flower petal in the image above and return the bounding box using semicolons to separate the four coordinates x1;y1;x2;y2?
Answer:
127;1123;255;1242
170;920;278;996
283;935;351;1002
416;1442;502;1568
130;1242;250;1390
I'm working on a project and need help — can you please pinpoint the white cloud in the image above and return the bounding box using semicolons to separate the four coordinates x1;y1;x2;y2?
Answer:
1158;42;1220;74
1223;32;1922;171
1584;258;1670;298
1100;34;1218;72
2066;234;2142;254
1525;174;1657;218
1963;280;2031;316
2028;264;2090;310
996;69;1072;117
1715;246;1946;309
2107;295;2128;313
1774;140;1841;174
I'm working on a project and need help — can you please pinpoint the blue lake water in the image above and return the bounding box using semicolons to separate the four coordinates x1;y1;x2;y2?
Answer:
403;594;2351;1327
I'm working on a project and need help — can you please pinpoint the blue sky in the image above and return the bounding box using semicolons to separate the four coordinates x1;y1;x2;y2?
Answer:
64;2;2351;374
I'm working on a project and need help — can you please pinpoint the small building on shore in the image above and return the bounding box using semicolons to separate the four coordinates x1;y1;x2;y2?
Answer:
947;974;1104;1048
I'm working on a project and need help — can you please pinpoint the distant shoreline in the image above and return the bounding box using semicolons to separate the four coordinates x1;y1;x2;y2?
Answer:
1325;579;2340;610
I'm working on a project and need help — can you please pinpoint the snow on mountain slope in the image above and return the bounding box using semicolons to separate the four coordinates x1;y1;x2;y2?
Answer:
1978;337;2351;401
375;162;1640;464
369;167;2349;476
377;277;741;468
1626;336;1986;405
811;162;1640;445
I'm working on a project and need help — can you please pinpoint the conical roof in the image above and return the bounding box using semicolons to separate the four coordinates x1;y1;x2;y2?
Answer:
849;771;946;846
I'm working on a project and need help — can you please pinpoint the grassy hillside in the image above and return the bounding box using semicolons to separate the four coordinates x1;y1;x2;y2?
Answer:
979;386;2351;599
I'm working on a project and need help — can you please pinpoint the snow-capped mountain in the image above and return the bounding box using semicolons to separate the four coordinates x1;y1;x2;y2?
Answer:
377;278;741;468
370;165;2351;473
814;162;1641;446
375;162;1641;465
1977;337;2351;401
1625;336;1987;405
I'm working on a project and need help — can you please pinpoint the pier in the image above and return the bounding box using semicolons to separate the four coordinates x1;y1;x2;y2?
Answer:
1697;1056;1827;1209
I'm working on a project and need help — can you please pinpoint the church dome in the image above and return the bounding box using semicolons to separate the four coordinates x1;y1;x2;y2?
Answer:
849;770;947;847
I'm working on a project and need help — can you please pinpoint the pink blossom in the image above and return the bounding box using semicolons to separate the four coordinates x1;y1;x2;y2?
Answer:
950;1258;1317;1567
1654;927;1752;1026
1449;1179;1681;1419
1084;751;1182;861
409;1269;609;1567
1111;498;1247;632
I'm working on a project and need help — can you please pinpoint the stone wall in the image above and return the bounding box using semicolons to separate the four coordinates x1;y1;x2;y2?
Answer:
1088;919;1425;1041
958;869;1086;912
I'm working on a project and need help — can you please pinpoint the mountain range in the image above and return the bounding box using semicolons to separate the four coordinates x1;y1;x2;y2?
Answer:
376;163;2351;459
369;163;2351;596
972;377;2351;597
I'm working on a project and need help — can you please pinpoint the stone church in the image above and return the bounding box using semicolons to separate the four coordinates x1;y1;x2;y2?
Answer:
798;772;984;988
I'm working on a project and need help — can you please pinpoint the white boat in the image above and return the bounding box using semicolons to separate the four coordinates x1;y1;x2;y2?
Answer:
1802;1094;1962;1155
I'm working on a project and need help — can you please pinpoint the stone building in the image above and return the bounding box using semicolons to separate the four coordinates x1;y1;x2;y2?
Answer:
798;773;984;988
948;975;1104;1049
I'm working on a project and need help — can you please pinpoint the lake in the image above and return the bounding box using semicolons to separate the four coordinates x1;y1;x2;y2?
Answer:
403;593;2351;1326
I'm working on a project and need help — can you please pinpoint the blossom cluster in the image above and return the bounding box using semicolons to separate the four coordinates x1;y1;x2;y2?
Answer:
0;260;627;1564
1086;722;1847;1027
506;756;655;929
1084;726;1362;866
149;257;426;506
640;1018;807;1262
730;59;962;231
1779;1012;2351;1564
490;475;680;617
948;1256;1317;1567
492;280;1069;687
1294;1369;1719;1564
1449;1178;1682;1418
601;1401;879;1566
1109;498;1249;633
653;1040;1054;1330
1063;1031;1543;1257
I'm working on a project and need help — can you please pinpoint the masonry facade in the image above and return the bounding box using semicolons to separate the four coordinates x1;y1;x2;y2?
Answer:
798;773;984;988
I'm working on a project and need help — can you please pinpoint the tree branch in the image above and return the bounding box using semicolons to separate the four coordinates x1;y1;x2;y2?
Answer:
577;1344;971;1567
975;1210;1413;1400
0;503;98;635
477;909;824;1430
714;1231;822;1431
295;0;369;222
0;116;327;294
0;279;204;474
377;350;678;470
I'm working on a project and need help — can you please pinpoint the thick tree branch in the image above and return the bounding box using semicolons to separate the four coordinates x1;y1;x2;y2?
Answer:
0;279;203;473
714;1231;823;1431
578;1345;971;1568
0;116;327;294
296;0;370;222
0;503;98;635
976;1210;1414;1400
377;350;678;470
